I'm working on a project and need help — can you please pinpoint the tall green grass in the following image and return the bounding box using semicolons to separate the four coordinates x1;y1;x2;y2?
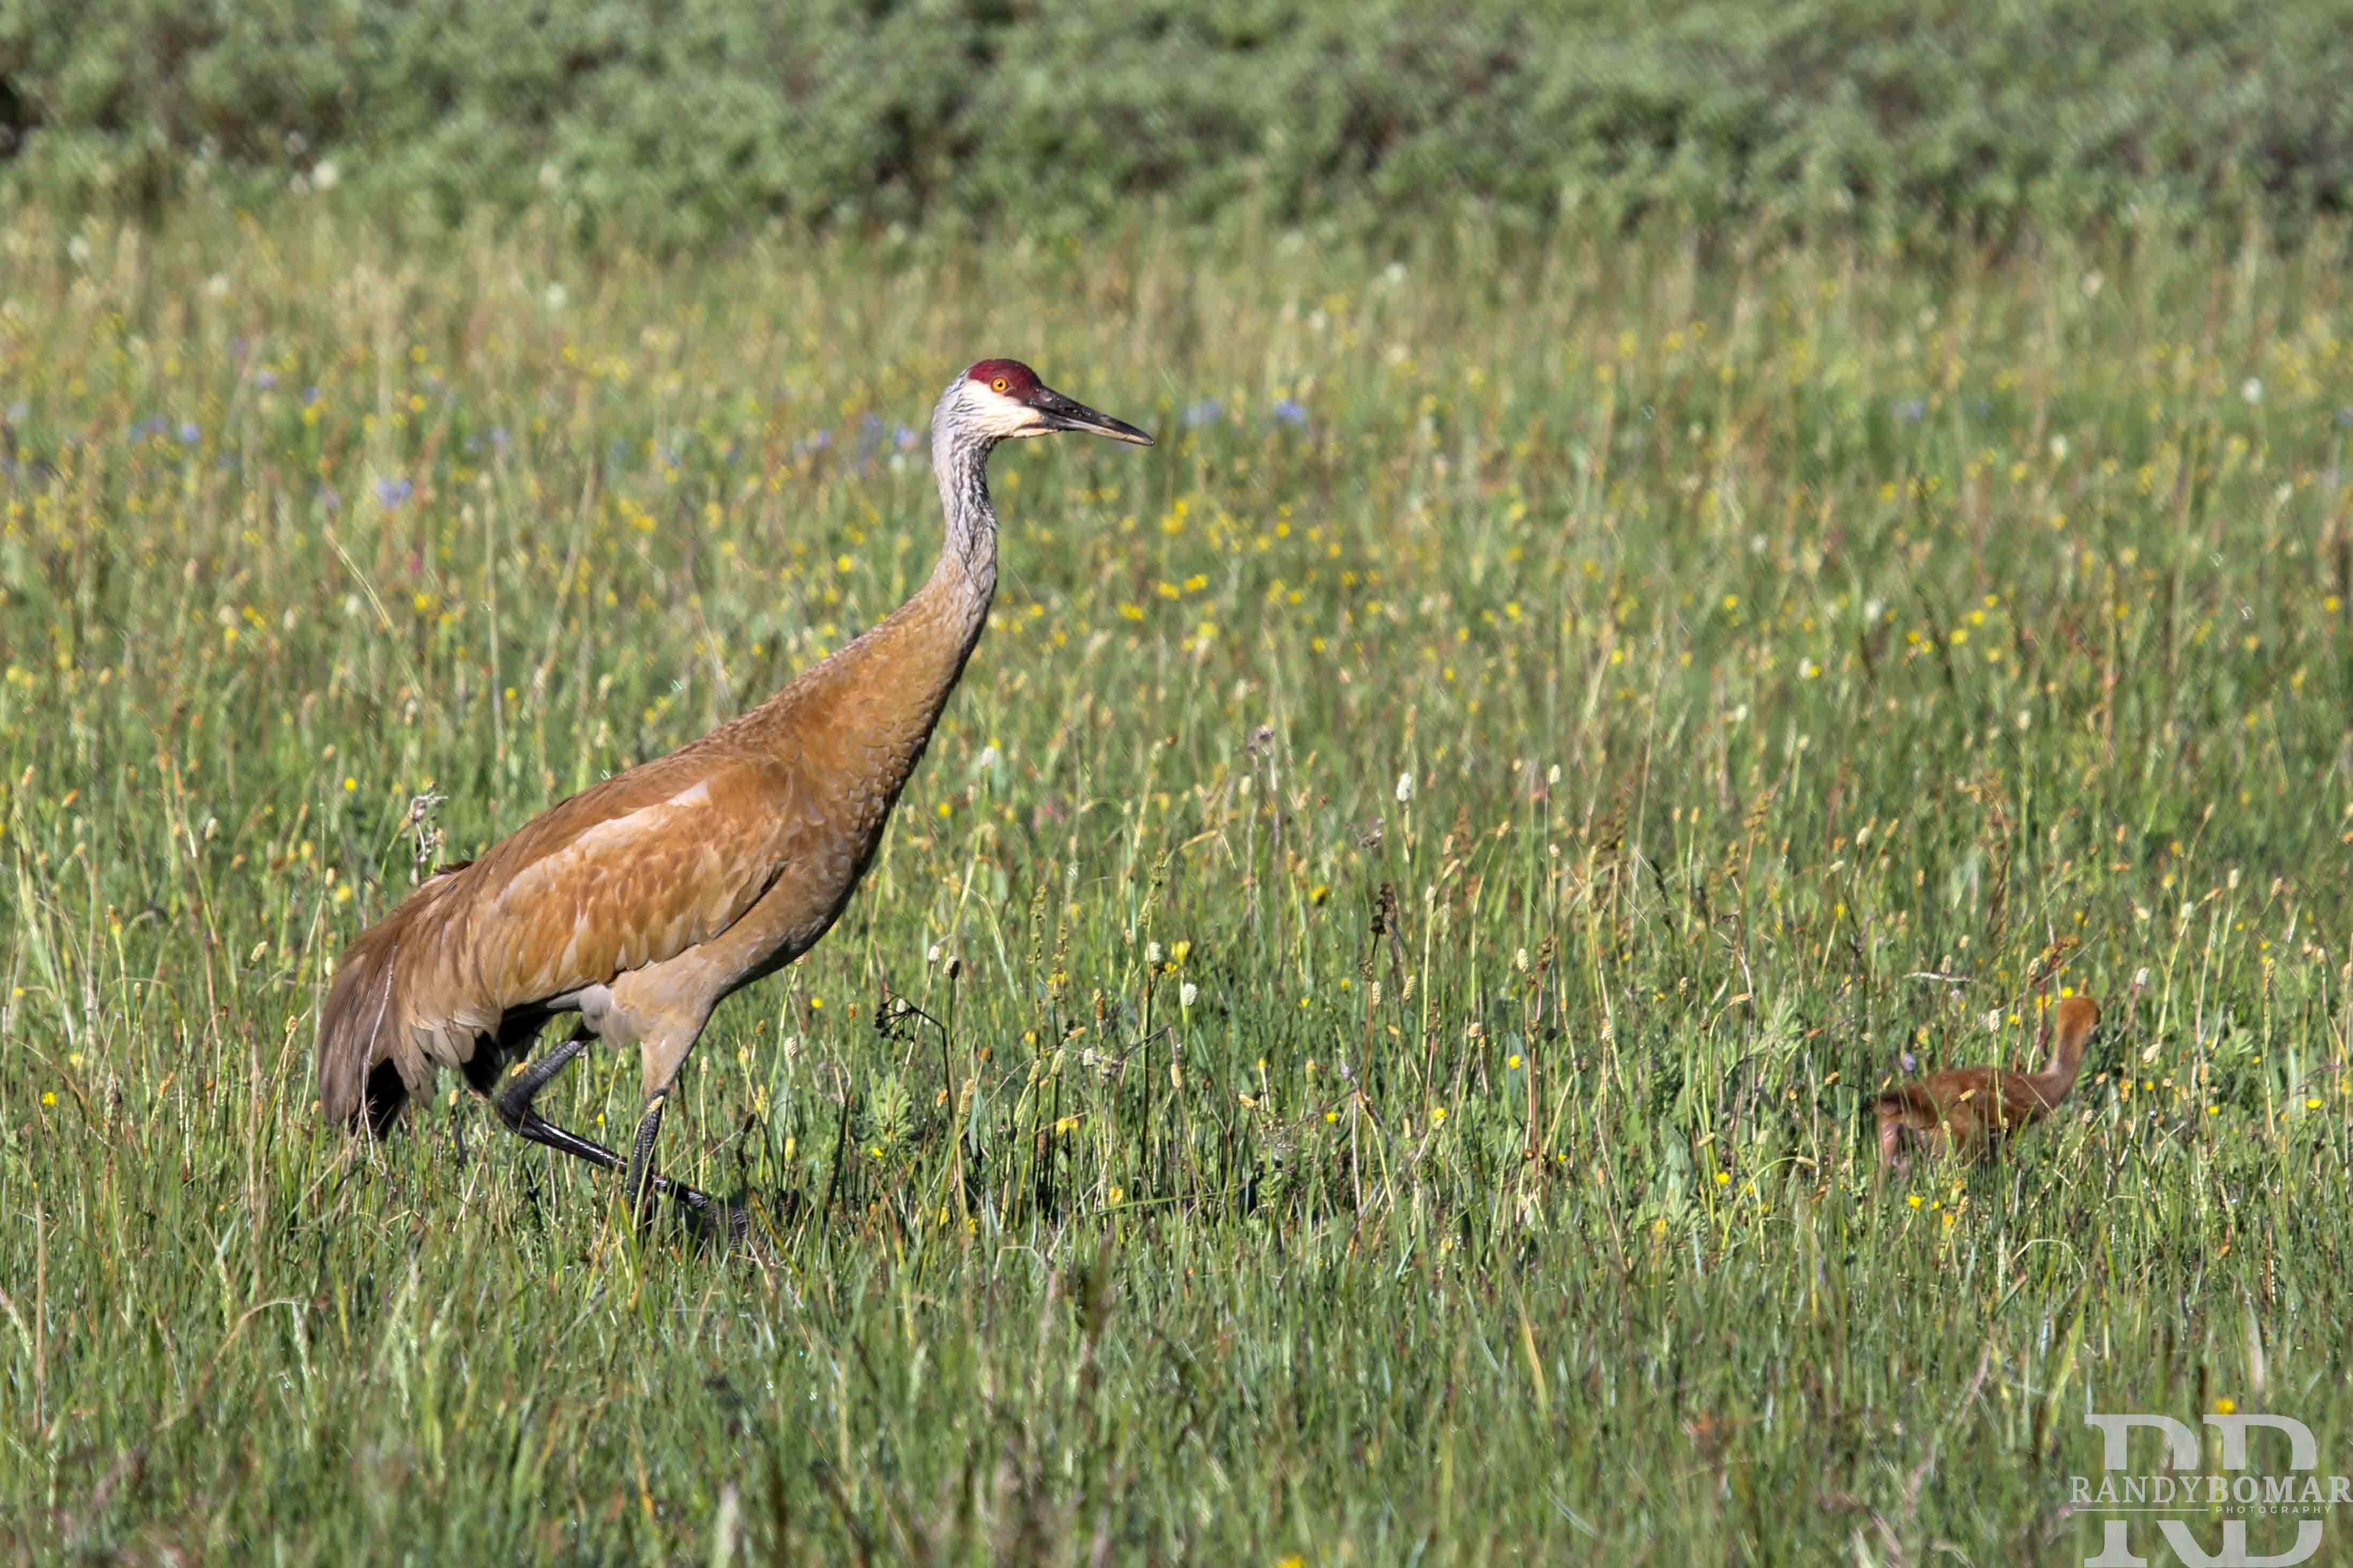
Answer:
3;204;2351;1562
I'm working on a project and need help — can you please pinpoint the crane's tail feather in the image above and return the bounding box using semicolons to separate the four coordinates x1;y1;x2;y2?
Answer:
317;897;436;1135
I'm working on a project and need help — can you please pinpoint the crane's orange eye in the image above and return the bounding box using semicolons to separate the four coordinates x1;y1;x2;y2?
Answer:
991;377;1009;393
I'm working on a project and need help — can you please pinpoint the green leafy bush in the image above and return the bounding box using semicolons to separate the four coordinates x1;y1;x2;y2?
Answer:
3;0;2348;243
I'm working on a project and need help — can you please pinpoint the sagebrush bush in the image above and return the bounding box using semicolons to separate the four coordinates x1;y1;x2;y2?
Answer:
2;2;2349;240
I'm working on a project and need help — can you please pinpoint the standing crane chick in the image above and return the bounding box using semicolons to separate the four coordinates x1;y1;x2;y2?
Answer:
1874;994;2101;1168
318;361;1153;1223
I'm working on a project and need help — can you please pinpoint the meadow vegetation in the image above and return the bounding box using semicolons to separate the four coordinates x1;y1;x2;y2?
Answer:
3;202;2353;1561
6;0;2352;247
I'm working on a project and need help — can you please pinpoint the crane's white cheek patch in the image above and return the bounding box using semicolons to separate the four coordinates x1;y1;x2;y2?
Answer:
967;389;1036;439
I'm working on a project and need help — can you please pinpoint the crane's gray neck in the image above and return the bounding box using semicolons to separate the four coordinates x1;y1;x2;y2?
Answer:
931;400;1000;616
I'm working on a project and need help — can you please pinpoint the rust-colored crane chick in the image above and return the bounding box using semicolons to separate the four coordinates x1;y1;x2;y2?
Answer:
1874;994;2101;1168
318;361;1153;1223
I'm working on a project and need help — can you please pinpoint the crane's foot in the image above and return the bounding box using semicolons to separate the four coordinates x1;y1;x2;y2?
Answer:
668;1186;757;1248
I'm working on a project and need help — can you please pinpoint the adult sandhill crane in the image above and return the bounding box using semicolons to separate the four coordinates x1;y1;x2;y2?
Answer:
1873;993;2101;1169
318;360;1152;1224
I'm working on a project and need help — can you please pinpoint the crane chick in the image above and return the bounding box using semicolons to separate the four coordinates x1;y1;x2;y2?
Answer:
1874;993;2101;1169
318;360;1152;1226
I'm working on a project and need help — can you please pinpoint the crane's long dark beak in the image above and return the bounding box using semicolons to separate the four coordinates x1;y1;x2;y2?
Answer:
1034;386;1154;445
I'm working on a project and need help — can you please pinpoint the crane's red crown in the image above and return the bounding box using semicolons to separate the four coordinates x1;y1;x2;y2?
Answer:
965;359;1042;398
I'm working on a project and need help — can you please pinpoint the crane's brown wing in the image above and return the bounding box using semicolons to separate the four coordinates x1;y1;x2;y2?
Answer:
1873;1085;1925;1127
413;745;798;1029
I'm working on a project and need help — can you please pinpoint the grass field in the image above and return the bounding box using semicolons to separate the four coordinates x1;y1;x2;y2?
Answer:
4;203;2353;1564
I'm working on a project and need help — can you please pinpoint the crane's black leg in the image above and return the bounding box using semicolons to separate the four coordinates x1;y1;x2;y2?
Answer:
493;1026;617;1167
624;1092;668;1219
493;1026;718;1212
625;1085;750;1243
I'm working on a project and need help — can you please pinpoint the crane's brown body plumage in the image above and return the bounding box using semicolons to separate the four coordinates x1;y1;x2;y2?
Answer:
318;361;1152;1218
1873;994;2101;1167
319;570;983;1123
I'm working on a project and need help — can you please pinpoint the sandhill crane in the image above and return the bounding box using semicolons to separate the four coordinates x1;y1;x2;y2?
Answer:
1873;994;2101;1169
318;360;1153;1225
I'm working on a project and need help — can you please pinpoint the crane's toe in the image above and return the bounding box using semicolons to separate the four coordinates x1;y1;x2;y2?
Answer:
673;1188;758;1248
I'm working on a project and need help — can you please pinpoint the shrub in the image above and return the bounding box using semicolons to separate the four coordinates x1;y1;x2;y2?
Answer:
2;0;2347;244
